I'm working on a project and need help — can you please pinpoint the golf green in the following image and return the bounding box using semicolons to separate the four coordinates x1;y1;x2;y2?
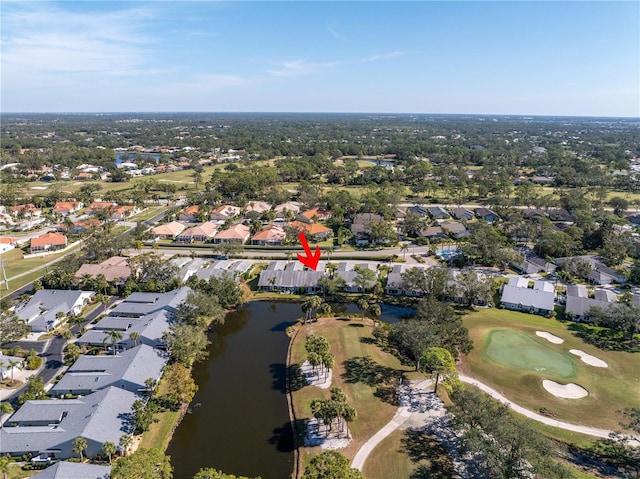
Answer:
485;329;578;379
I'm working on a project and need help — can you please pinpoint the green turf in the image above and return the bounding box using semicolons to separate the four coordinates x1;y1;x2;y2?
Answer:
462;309;640;431
485;329;578;379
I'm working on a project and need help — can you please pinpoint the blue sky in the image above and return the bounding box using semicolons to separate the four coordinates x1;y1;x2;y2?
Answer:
2;1;638;116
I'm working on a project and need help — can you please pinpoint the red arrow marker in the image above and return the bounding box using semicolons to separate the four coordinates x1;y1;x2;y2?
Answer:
297;232;321;270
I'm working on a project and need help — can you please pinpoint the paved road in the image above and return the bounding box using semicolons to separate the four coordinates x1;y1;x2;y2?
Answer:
0;296;118;404
351;379;431;470
129;245;433;263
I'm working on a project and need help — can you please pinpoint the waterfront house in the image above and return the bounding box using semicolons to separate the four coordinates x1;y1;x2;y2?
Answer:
50;345;168;397
0;387;137;460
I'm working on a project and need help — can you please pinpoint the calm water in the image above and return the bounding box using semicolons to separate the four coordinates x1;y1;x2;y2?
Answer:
167;301;411;479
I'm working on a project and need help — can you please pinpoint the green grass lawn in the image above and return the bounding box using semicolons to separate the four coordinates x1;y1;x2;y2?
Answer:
461;308;640;431
290;317;418;470
138;377;183;451
7;463;38;479
1;244;81;281
362;428;455;479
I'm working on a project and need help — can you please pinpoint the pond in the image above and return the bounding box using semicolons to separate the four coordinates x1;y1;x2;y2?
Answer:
166;301;410;479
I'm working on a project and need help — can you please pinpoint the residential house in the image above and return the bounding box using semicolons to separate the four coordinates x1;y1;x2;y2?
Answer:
0;353;24;380
350;213;384;243
244;201;272;216
52;201;83;216
274;202;302;220
500;277;555;315
452;207;474;221
522;208;547;220
289;221;333;240
555;256;626;285
151;221;185;240
175;222;218;243
427;206;451;220
76;310;172;351
14;289;94;332
257;261;326;293
0;237;19;254
87;202;117;216
406;205;429;218
31;462;110;479
74;256;133;283
296;208;331;223
213;224;251;244
251;225;286;246
75;172;94;180
210;205;241;221
187;259;253;281
107;287;190;318
549;209;573;223
441;221;470;239
179;205;202;222
334;262;378;293
475;208;499;223
50;345;168;397
511;248;557;275
565;284;618;321
30;232;68;254
9;204;41;218
385;264;432;296
626;214;640;226
66;219;102;234
0;387;137;459
110;205;137;221
420;226;446;240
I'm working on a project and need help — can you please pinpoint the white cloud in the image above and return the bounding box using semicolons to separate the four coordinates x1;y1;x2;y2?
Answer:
1;3;156;78
267;51;405;77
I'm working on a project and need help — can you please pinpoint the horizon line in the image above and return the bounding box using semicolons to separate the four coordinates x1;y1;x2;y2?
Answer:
1;111;639;120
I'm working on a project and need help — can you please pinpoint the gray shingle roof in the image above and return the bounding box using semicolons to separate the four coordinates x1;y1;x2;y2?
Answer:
32;461;111;479
108;287;189;317
0;387;137;457
77;311;171;349
501;279;555;311
50;345;168;396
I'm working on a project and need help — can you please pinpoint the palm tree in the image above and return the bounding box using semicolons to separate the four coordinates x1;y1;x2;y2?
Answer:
0;456;9;479
129;331;141;347
307;351;322;378
102;441;117;463
119;434;132;456
0;402;14;429
357;298;370;320
301;295;323;322
105;329;123;355
73;436;88;462
401;243;410;261
369;304;382;324
7;359;20;387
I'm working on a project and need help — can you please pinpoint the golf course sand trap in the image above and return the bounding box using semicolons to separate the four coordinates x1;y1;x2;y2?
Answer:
569;349;608;368
300;360;332;389
535;331;564;344
542;380;588;399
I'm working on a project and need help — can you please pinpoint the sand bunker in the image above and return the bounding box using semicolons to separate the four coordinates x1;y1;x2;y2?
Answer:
569;349;608;368
542;380;588;399
300;360;332;389
535;331;564;344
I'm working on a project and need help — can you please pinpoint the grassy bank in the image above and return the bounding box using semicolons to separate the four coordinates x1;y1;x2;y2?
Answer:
289;317;419;474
